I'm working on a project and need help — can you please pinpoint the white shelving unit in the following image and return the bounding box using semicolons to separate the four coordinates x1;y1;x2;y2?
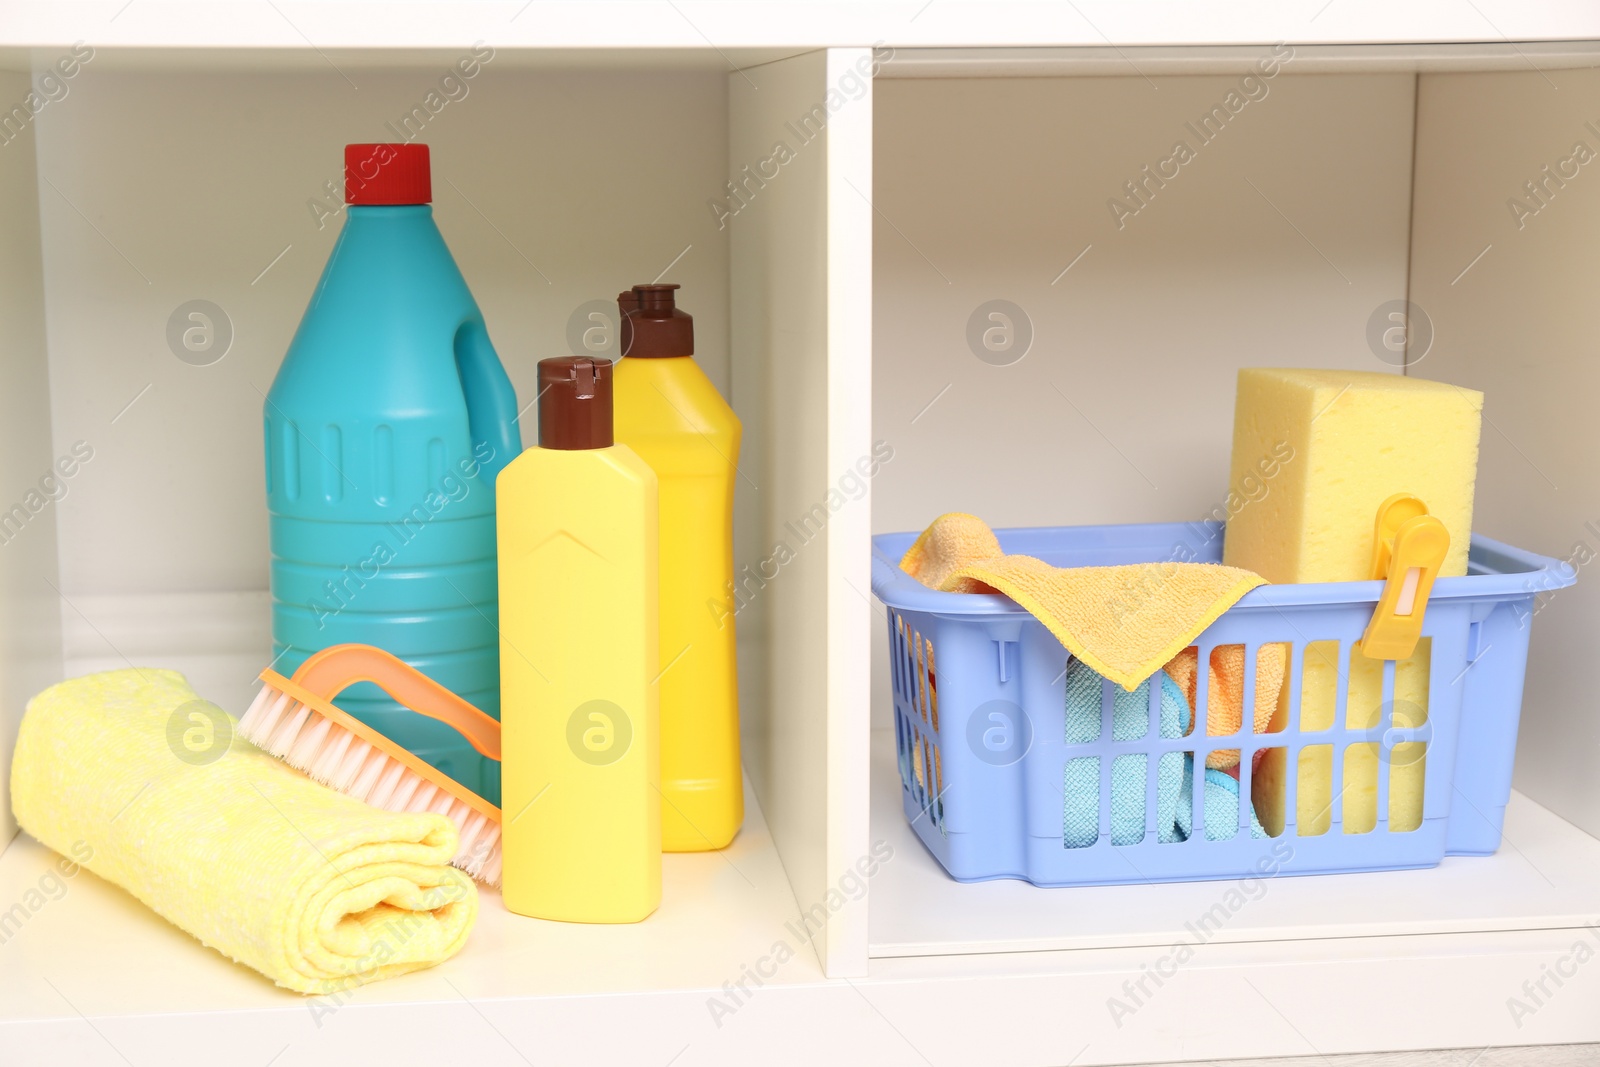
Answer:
3;7;1600;1065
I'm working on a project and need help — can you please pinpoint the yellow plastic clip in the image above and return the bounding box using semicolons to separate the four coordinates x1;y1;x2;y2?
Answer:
1360;493;1450;661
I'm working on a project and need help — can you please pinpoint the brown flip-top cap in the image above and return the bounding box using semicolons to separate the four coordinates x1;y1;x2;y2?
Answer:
618;282;693;358
537;356;613;450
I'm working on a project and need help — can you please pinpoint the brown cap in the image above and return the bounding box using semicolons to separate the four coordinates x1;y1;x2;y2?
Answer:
537;357;613;450
618;283;693;358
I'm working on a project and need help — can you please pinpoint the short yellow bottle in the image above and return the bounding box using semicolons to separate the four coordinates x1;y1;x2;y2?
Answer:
614;284;742;852
498;356;660;923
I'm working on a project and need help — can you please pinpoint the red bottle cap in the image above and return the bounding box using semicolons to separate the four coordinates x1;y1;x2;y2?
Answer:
538;357;614;450
618;283;694;358
344;143;432;205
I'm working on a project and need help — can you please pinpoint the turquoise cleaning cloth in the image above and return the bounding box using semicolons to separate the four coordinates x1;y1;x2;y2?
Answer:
1063;657;1267;847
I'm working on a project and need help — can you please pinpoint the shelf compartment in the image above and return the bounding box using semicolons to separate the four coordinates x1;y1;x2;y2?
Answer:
0;46;877;980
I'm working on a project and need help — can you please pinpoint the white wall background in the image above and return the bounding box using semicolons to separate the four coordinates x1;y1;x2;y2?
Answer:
36;61;731;599
1411;66;1600;841
871;71;1418;728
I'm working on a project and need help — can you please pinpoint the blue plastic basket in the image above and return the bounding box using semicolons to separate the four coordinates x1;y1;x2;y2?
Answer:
871;522;1575;887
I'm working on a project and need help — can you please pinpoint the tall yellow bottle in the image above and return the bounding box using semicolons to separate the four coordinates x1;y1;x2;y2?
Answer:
614;284;742;851
497;356;660;923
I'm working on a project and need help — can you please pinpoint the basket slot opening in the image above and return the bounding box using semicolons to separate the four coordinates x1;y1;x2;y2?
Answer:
895;614;909;701
893;614;911;703
1155;750;1195;846
1252;746;1288;837
1110;753;1146;846
922;735;934;819
1063;671;1100;744
1203;768;1242;843
1343;741;1381;835
902;618;915;717
921;627;934;726
911;726;926;801
893;707;906;782
1300;640;1342;733
1297;744;1334;837
888;614;900;700
1063;756;1098;850
1236;641;1293;838
908;731;942;832
1389;741;1427;833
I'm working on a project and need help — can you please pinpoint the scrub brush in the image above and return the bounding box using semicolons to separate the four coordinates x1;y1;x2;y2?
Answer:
238;643;505;886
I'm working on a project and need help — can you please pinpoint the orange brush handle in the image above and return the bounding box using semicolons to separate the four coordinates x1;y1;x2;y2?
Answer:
290;644;502;761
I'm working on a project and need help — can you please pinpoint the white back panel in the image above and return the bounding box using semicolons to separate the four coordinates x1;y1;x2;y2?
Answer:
1410;67;1600;840
35;62;729;597
871;71;1418;728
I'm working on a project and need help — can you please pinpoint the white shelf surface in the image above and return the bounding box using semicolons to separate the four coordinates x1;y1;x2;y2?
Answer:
0;773;832;1054
869;728;1600;959
0;771;818;1007
2;611;827;1060
7;815;1600;1067
3;611;1600;1062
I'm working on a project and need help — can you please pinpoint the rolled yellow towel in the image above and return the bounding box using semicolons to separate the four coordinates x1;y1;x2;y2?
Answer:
10;668;477;995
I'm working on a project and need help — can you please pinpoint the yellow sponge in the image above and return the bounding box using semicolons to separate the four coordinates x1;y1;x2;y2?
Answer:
1250;645;1429;837
1290;641;1429;836
1225;368;1481;836
1223;368;1482;584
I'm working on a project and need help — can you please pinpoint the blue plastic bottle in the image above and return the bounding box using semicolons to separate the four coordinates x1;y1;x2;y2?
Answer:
265;143;520;803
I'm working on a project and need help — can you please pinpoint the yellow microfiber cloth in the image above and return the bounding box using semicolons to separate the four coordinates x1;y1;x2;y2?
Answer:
10;668;477;995
900;513;1269;693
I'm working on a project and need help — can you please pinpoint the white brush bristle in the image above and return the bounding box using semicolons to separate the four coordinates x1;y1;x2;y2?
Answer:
238;679;502;887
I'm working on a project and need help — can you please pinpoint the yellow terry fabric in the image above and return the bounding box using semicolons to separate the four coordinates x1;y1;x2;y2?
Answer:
1165;643;1288;770
899;512;1003;591
10;668;477;995
900;513;1267;693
